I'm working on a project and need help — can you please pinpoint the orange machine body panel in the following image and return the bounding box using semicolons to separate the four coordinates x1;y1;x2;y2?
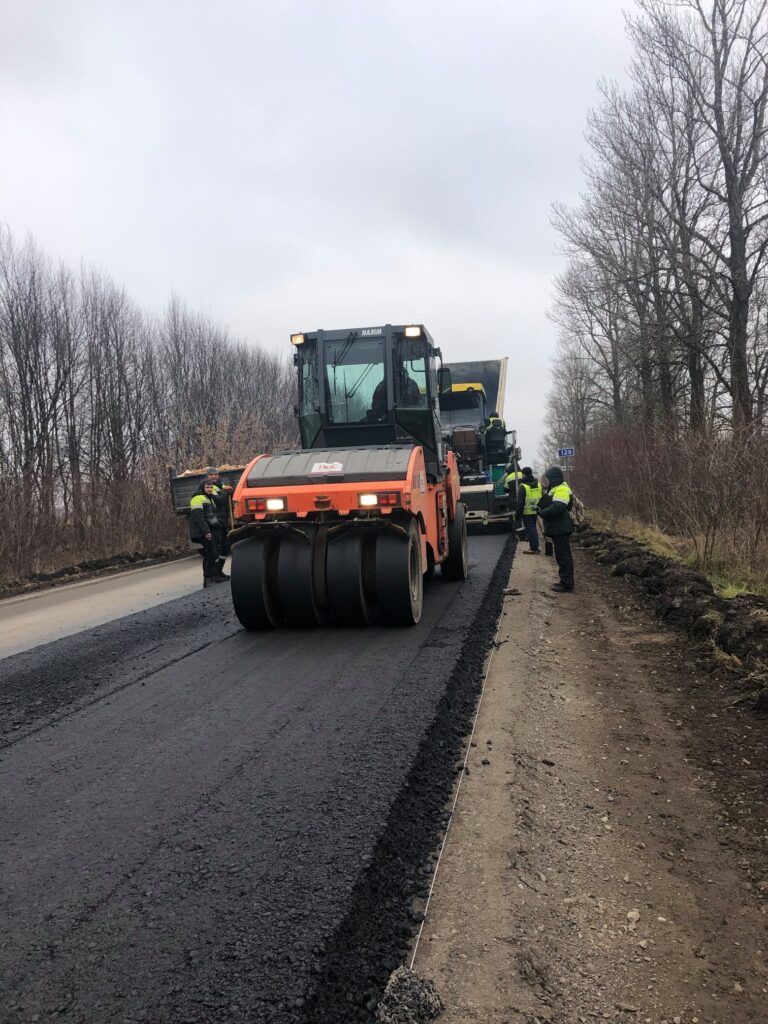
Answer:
232;446;461;566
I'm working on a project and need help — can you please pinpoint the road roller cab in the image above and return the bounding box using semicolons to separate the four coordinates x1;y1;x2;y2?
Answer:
229;324;469;629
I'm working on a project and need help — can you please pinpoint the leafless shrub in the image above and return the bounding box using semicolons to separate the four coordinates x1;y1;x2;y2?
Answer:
573;427;767;581
0;225;296;582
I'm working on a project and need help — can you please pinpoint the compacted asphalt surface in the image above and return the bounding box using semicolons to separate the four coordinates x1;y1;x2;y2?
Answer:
1;534;511;1024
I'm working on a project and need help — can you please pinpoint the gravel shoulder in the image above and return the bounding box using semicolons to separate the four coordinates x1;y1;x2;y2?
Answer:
414;549;768;1023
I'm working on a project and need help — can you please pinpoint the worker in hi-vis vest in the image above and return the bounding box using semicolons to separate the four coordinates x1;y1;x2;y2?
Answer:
189;482;226;589
503;464;523;491
503;461;524;534
537;466;575;592
516;467;542;554
483;411;506;460
204;466;233;575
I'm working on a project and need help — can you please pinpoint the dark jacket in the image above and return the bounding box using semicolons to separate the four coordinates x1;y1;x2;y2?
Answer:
516;472;539;516
189;492;220;541
194;482;230;530
538;466;574;536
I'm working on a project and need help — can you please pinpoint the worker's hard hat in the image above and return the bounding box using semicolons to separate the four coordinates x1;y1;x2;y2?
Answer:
205;466;219;475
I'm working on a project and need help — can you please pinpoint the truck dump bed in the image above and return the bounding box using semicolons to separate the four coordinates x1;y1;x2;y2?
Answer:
445;358;508;418
442;357;513;527
168;467;246;514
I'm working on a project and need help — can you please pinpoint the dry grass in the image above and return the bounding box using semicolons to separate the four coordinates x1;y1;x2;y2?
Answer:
709;643;743;671
698;609;724;634
589;510;690;561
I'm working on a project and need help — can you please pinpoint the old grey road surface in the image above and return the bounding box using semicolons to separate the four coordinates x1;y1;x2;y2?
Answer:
0;534;509;1024
0;556;204;658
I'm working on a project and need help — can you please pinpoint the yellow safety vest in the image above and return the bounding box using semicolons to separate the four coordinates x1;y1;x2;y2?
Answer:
550;481;573;506
190;493;215;511
521;482;543;515
503;470;522;489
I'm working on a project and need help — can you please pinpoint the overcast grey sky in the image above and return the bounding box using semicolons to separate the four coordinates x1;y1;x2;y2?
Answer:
1;0;633;460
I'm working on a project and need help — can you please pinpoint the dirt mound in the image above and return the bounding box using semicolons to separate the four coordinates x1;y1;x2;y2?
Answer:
575;524;768;706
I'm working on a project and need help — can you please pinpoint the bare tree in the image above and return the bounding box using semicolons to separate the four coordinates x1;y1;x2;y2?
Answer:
632;0;768;425
0;224;296;582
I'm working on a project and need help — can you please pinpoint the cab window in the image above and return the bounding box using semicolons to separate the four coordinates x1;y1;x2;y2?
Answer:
394;337;434;453
324;337;385;423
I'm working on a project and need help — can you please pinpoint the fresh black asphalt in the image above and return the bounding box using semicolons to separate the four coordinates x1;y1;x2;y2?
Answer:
0;534;513;1024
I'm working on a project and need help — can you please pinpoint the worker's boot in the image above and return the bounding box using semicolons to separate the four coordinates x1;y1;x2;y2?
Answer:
203;576;215;589
215;558;230;581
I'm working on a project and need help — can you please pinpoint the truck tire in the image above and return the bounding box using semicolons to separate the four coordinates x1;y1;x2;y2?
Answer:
442;502;469;580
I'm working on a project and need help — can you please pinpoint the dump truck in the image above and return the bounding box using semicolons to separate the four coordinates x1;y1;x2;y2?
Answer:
227;324;468;629
441;358;517;527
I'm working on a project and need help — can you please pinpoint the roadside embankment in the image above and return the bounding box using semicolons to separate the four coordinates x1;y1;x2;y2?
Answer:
414;545;768;1023
575;523;768;711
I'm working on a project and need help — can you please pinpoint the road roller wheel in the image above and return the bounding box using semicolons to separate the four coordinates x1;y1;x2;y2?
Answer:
441;501;469;580
276;527;322;627
326;533;375;625
231;536;281;630
376;520;423;622
376;520;423;625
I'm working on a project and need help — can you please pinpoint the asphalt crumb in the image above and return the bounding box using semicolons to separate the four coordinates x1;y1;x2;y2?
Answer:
299;536;515;1023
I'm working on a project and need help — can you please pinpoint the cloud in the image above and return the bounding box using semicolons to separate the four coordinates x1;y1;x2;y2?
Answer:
0;0;632;455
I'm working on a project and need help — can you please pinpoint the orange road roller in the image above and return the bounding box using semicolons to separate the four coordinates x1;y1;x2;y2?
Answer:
229;324;469;627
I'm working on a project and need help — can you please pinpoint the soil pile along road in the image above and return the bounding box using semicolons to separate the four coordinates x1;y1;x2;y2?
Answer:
0;535;512;1024
576;525;768;703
